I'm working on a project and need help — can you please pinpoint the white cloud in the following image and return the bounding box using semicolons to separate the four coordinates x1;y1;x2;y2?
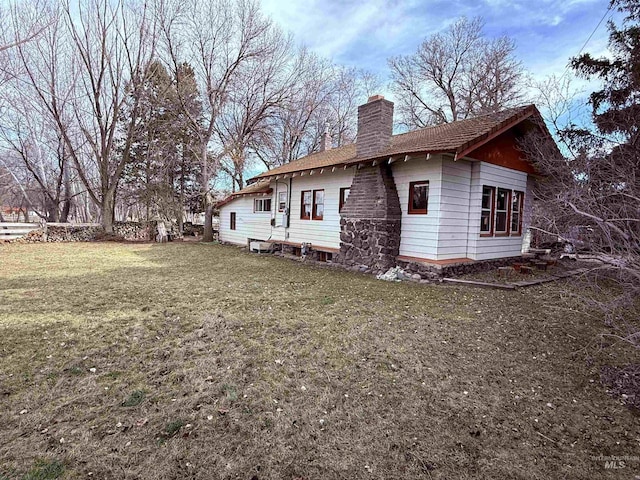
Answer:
259;0;614;89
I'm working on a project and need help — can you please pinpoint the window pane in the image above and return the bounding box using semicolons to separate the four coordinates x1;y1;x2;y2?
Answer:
279;192;287;211
512;192;521;210
264;199;271;211
411;182;429;212
481;211;491;232
511;213;520;233
496;212;507;232
301;191;311;219
313;190;324;219
482;187;493;209
496;190;508;210
342;188;350;202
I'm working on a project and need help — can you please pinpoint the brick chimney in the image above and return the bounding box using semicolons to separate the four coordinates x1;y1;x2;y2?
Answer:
319;123;332;152
356;95;394;158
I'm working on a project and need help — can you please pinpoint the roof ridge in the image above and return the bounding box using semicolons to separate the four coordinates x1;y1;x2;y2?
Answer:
390;104;534;140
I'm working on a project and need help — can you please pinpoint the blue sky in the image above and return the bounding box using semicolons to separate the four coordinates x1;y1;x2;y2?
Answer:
261;0;617;91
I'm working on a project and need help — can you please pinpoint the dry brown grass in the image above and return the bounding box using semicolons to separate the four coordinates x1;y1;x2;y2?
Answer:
0;242;638;479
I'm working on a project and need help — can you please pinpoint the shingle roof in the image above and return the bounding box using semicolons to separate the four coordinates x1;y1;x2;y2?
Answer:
358;105;537;162
216;180;272;208
251;104;539;181
256;144;357;178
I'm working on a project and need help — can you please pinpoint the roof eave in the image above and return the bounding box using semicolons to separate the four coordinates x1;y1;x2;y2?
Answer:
454;105;536;161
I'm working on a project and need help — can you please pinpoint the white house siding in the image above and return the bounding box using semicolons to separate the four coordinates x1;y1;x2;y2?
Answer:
285;168;355;249
437;157;473;260
218;196;272;246
220;155;533;262
393;155;443;260
466;161;529;261
219;168;355;250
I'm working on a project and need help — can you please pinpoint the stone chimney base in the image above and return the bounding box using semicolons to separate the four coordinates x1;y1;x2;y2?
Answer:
336;163;401;272
339;218;401;271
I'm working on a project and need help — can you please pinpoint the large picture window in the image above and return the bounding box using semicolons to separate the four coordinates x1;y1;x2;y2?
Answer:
254;198;271;212
511;191;524;236
408;181;429;214
339;187;350;212
495;188;511;235
480;186;495;235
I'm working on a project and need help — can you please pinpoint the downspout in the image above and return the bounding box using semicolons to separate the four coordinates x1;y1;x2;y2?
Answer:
286;176;292;239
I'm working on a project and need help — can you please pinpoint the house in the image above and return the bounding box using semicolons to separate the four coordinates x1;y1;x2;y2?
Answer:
217;95;553;274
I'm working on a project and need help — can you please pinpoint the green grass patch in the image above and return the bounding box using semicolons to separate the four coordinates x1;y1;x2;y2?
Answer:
122;390;146;407
163;420;185;437
23;460;64;480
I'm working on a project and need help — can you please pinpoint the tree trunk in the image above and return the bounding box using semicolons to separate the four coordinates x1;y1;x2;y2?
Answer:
102;193;116;233
203;200;214;242
60;168;72;222
178;154;185;233
201;144;213;242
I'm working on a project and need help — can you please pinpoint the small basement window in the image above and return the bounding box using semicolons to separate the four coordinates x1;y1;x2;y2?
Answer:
318;251;333;262
408;181;429;214
254;198;271;212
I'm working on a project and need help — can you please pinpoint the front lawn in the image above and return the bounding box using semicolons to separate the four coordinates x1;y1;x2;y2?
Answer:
0;242;637;479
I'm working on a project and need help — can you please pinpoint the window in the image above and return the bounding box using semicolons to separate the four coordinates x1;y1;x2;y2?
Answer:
254;198;271;212
495;188;511;235
408;181;429;214
339;187;350;212
230;212;236;230
480;186;495;235
301;189;324;220
301;190;312;219
511;191;524;236
318;251;332;262
278;191;287;212
312;190;324;220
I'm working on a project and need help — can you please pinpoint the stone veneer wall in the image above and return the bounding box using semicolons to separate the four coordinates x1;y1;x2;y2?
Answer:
337;163;401;272
397;256;526;279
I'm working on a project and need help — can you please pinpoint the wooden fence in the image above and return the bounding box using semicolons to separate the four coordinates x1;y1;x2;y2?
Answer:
0;222;41;240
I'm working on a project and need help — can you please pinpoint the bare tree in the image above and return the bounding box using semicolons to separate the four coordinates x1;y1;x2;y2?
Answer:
216;29;299;191
252;59;379;171
389;16;525;128
0;112;73;221
158;0;278;241
523;0;640;356
3;0;158;232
